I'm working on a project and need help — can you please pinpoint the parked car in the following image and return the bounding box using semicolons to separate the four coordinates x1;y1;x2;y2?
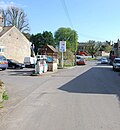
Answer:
112;58;120;71
24;57;36;68
7;59;25;69
100;57;108;64
76;58;86;65
76;55;81;63
0;55;8;70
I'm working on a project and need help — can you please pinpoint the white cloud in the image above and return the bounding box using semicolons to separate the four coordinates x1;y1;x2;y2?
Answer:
0;1;16;9
0;1;27;9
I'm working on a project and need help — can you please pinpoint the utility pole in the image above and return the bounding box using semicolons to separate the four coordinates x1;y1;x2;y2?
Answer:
74;31;76;66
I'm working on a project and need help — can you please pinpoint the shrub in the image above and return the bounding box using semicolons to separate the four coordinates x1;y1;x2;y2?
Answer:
0;80;8;108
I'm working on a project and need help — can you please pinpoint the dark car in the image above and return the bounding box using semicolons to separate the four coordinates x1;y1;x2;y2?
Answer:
0;55;8;70
7;59;25;69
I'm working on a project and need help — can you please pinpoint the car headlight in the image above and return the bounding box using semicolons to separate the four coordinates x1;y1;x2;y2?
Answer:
115;65;120;68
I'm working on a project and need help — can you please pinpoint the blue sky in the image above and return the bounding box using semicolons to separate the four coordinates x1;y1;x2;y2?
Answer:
0;0;120;42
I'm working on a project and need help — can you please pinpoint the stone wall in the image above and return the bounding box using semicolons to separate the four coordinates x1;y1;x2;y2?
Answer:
0;26;31;63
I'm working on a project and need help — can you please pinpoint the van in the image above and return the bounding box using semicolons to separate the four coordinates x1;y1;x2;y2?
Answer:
24;57;36;68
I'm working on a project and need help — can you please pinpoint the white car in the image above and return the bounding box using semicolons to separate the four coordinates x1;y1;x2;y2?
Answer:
100;57;108;64
112;58;120;71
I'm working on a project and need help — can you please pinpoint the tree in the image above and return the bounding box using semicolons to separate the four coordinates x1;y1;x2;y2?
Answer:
42;31;55;47
104;43;112;53
30;33;42;55
99;41;112;53
30;31;55;55
0;6;30;32
23;33;31;40
54;27;78;52
0;9;7;26
86;40;100;58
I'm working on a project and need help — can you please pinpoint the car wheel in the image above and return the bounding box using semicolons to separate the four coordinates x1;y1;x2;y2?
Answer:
31;64;35;68
113;66;115;71
2;68;6;70
12;65;16;69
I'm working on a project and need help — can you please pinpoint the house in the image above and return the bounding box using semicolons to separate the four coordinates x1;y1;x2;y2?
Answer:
77;42;89;55
115;39;120;57
0;14;31;63
110;39;120;59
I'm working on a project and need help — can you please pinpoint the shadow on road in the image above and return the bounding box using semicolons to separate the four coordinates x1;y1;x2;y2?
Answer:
8;69;34;76
58;65;120;102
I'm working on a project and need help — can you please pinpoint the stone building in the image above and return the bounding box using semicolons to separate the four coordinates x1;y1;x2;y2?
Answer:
0;14;31;63
111;39;120;58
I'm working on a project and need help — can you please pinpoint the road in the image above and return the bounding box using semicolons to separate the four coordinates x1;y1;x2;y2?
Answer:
0;61;120;130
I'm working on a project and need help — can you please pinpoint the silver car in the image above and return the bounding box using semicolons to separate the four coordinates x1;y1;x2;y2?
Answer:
100;57;108;64
0;55;8;70
112;58;120;71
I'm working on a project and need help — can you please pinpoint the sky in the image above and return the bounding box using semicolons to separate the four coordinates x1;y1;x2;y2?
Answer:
0;0;120;43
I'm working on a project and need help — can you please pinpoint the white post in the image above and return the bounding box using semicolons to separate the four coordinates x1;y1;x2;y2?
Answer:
61;52;64;68
59;41;66;68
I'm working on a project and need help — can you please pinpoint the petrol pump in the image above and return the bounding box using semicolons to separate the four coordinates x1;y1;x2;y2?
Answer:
35;55;48;74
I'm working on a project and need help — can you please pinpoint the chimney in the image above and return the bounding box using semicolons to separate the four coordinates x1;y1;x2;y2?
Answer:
0;13;3;32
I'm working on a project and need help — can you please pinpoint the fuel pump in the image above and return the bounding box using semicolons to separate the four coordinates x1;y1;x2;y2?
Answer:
34;55;48;74
35;59;42;74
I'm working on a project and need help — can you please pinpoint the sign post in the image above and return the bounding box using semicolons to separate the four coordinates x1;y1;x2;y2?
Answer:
59;41;66;68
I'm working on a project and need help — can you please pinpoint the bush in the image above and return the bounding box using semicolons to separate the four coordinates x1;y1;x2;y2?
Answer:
0;80;8;108
58;49;75;67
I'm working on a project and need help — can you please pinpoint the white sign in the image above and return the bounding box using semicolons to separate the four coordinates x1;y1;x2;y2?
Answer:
59;41;66;52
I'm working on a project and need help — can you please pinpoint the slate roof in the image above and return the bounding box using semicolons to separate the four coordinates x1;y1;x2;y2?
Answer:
0;26;13;37
46;44;58;53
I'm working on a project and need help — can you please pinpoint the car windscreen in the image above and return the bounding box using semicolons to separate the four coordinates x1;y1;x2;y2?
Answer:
76;57;81;59
114;59;120;63
0;56;6;61
101;58;107;60
9;59;19;63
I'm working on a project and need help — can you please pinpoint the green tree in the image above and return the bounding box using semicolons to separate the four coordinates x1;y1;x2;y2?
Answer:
30;31;55;55
30;33;42;55
54;27;78;52
86;40;100;58
99;41;112;53
42;31;55;47
23;33;31;40
104;43;112;53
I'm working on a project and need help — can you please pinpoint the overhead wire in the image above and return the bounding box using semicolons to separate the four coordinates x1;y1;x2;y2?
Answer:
60;0;106;41
60;0;73;28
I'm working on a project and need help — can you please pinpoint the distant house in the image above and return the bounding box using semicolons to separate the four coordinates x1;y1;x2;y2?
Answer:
110;39;120;58
77;42;88;55
0;14;31;63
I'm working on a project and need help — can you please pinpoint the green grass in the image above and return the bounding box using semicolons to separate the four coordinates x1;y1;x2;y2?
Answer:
86;57;97;60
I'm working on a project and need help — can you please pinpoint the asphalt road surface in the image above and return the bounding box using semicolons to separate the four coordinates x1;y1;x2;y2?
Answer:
0;61;120;130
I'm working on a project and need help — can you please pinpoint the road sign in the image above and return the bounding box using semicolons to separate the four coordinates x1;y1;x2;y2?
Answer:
59;41;66;52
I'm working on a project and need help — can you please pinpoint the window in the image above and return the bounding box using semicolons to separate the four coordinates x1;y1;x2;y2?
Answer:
114;59;120;63
0;46;5;53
